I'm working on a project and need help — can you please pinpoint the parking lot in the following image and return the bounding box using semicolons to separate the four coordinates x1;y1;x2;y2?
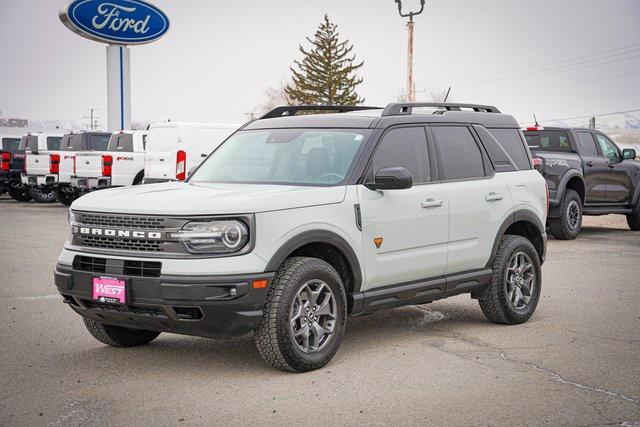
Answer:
0;197;639;426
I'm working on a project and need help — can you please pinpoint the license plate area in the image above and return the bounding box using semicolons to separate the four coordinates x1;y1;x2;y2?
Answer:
92;276;128;305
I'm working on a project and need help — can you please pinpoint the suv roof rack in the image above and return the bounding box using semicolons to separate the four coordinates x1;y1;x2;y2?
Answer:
260;105;382;119
381;102;501;116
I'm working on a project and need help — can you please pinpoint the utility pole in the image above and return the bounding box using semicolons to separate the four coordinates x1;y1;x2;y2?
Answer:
82;108;101;130
395;0;426;102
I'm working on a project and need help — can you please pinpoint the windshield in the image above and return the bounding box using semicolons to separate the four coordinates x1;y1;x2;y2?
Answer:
190;129;370;186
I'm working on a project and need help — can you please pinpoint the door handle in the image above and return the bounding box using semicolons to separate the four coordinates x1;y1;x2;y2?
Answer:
201;153;207;158
586;161;594;167
485;192;504;202
421;198;443;208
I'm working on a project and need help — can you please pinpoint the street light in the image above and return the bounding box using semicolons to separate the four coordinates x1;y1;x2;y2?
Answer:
395;0;426;102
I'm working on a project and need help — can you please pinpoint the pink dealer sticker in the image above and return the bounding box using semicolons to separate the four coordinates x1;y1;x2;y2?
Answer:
92;277;127;304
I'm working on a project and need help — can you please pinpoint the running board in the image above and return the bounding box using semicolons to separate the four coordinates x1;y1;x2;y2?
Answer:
350;269;492;316
583;206;632;215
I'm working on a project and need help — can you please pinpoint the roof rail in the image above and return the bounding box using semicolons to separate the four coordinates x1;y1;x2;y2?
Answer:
260;105;382;119
381;102;501;116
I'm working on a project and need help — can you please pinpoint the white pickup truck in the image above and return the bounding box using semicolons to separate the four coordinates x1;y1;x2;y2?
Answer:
56;132;111;205
71;130;147;193
143;122;239;183
19;131;66;202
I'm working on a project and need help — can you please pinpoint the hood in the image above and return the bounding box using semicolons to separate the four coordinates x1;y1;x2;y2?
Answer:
71;181;347;215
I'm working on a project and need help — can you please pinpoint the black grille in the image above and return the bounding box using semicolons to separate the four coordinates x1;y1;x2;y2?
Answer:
77;213;166;229
73;256;106;274
123;260;162;277
78;235;162;252
73;255;162;278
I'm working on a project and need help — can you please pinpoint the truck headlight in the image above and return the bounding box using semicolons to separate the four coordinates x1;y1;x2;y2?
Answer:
68;210;77;226
172;220;249;254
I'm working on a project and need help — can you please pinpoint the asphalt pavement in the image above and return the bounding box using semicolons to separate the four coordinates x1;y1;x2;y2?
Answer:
1;196;639;426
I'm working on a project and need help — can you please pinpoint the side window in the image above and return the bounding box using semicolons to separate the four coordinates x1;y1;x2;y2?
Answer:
595;134;620;162
433;126;486;180
370;127;429;183
142;134;147;150
575;132;599;157
487;128;531;170
47;137;61;150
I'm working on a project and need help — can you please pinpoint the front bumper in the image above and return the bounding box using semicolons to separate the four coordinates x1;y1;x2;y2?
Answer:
71;176;111;190
55;263;274;339
22;173;58;186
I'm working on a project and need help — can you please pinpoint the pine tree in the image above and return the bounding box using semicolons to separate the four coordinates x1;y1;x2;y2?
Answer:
285;14;365;105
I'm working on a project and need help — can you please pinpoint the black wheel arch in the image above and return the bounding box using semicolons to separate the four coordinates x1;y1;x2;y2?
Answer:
264;230;363;295
133;170;145;185
486;210;546;267
556;170;585;205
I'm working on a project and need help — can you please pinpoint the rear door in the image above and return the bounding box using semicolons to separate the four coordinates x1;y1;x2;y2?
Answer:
358;126;449;291
574;131;607;203
430;125;512;275
594;132;632;203
74;153;103;178
144;126;179;180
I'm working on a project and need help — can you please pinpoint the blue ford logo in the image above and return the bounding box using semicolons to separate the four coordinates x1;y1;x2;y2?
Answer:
59;0;169;45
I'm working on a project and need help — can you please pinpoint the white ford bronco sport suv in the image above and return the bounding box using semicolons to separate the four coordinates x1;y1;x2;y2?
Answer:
55;103;547;372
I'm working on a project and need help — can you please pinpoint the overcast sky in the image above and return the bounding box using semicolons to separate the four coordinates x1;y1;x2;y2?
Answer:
1;0;639;126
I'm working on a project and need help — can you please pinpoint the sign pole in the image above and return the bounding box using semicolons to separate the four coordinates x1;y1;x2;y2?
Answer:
106;45;131;131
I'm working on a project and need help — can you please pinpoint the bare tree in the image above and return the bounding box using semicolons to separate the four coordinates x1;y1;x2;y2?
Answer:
428;87;451;102
252;80;290;118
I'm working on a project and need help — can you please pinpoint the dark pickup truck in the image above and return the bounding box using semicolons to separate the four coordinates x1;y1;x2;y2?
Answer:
0;135;31;201
524;126;640;239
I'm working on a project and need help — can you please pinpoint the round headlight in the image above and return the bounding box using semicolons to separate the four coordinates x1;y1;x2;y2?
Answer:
173;220;249;254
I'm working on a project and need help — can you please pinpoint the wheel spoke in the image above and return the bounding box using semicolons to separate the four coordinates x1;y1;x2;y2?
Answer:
521;277;533;296
513;286;524;306
315;297;334;318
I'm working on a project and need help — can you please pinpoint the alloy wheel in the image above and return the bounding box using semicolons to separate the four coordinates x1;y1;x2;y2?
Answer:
505;251;535;310
289;279;337;353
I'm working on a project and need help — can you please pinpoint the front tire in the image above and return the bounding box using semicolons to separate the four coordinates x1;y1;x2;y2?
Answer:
548;189;582;240
83;317;160;347
627;211;640;231
30;187;56;203
254;257;347;372
8;186;32;202
479;235;542;325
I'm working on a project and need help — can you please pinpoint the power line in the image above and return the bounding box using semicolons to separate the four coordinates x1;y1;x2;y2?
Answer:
423;42;640;86
540;108;640;123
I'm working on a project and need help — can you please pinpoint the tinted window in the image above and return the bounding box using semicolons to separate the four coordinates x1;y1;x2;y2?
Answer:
87;134;110;151
1;137;21;152
142;134;147;150
191;129;369;186
575;132;599;157
595;134;620;161
19;135;39;152
107;134;134;152
525;130;572;152
487;128;531;170
370;127;429;183
62;134;83;151
433;126;485;180
47;137;61;150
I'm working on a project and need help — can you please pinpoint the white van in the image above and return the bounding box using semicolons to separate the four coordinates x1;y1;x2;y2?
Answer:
143;122;239;183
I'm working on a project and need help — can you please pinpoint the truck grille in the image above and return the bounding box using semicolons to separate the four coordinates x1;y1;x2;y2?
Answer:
73;255;162;278
77;235;163;252
77;213;166;229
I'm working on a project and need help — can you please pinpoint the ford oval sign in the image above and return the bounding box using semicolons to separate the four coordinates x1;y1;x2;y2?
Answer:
59;0;169;45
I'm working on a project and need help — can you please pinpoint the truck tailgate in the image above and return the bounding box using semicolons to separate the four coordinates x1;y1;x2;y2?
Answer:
144;151;174;180
25;153;51;176
75;154;103;178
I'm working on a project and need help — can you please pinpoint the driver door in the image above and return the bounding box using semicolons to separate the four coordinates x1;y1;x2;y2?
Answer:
595;133;632;203
357;126;449;291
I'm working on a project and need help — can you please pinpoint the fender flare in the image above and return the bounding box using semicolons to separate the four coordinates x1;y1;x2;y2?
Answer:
555;169;584;204
485;209;546;268
631;184;640;211
264;229;363;293
132;170;145;185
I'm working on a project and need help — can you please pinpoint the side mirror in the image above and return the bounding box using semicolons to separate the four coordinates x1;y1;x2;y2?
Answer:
623;148;636;160
365;167;413;191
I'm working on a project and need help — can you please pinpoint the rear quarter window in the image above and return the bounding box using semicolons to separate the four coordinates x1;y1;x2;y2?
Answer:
487;128;531;170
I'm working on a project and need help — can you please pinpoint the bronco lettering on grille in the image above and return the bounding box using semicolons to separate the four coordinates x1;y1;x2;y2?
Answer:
76;227;162;240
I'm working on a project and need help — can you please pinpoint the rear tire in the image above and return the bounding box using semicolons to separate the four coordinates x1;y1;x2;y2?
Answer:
55;188;76;206
30;187;56;203
627;212;640;231
8;186;32;202
83;317;160;347
479;235;542;325
548;189;582;240
254;257;347;372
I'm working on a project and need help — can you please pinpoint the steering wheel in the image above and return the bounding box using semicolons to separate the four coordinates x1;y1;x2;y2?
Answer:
317;172;344;182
